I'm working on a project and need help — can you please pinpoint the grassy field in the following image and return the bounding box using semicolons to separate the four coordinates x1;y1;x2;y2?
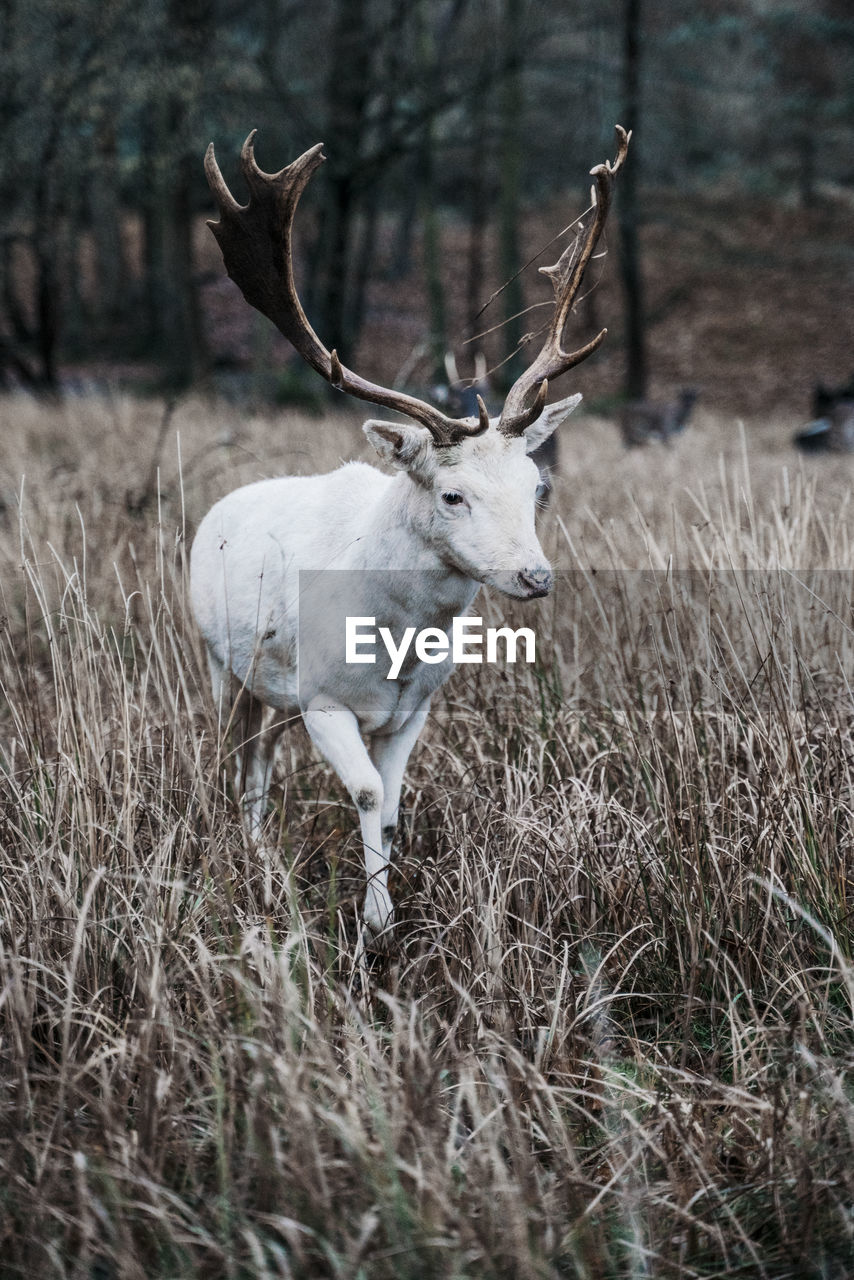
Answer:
1;393;853;1278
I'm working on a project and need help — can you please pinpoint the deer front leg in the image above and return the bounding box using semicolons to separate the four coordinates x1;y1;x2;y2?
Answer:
370;697;431;865
302;695;390;941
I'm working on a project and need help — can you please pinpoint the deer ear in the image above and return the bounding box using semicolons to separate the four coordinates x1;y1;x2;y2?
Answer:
363;420;434;472
523;393;582;454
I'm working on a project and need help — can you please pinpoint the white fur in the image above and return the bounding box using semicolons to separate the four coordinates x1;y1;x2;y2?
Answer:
190;395;579;942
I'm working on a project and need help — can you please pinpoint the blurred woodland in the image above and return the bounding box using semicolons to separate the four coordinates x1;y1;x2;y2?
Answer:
0;0;852;413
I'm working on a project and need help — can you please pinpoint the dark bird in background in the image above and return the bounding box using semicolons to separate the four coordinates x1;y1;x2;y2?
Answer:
619;388;699;447
794;374;854;453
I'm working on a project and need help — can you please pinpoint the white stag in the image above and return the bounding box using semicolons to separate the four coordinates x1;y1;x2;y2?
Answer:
191;127;628;944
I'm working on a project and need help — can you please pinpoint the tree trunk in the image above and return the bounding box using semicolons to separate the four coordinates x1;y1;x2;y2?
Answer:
163;144;207;388
497;0;525;392
415;1;448;386
618;0;647;400
466;90;489;345
140;0;211;387
387;169;419;283
421;143;448;386
0;237;38;385
31;132;63;390
346;185;382;359
311;0;370;361
90;113;129;337
141;110;167;357
33;237;59;389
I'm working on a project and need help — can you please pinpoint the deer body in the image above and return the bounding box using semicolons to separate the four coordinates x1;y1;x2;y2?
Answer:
194;128;627;943
191;416;574;935
619;388;699;447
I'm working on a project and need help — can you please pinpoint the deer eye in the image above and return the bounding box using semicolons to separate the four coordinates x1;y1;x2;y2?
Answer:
441;491;465;507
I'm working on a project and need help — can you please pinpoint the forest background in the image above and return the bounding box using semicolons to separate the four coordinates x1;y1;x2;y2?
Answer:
1;0;852;421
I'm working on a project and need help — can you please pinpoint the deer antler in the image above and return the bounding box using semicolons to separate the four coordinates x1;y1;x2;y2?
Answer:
204;132;490;447
498;126;630;437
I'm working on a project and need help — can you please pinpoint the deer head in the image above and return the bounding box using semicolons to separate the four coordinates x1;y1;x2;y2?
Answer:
204;128;628;597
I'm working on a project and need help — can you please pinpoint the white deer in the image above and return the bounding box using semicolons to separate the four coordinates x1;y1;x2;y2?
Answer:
191;127;628;945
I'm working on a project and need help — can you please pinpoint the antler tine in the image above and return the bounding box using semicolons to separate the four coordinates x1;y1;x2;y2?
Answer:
205;132;489;447
240;129;265;186
204;143;244;218
498;125;630;437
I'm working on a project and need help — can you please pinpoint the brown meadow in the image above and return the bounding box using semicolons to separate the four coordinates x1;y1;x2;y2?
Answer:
1;394;853;1278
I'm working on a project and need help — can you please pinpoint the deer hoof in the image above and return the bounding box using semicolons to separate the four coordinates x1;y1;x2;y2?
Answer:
363;894;395;953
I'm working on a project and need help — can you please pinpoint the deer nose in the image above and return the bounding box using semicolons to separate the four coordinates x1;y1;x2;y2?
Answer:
518;567;553;597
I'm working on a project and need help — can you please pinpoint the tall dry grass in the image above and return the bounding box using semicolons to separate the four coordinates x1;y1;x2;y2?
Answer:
1;393;853;1278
